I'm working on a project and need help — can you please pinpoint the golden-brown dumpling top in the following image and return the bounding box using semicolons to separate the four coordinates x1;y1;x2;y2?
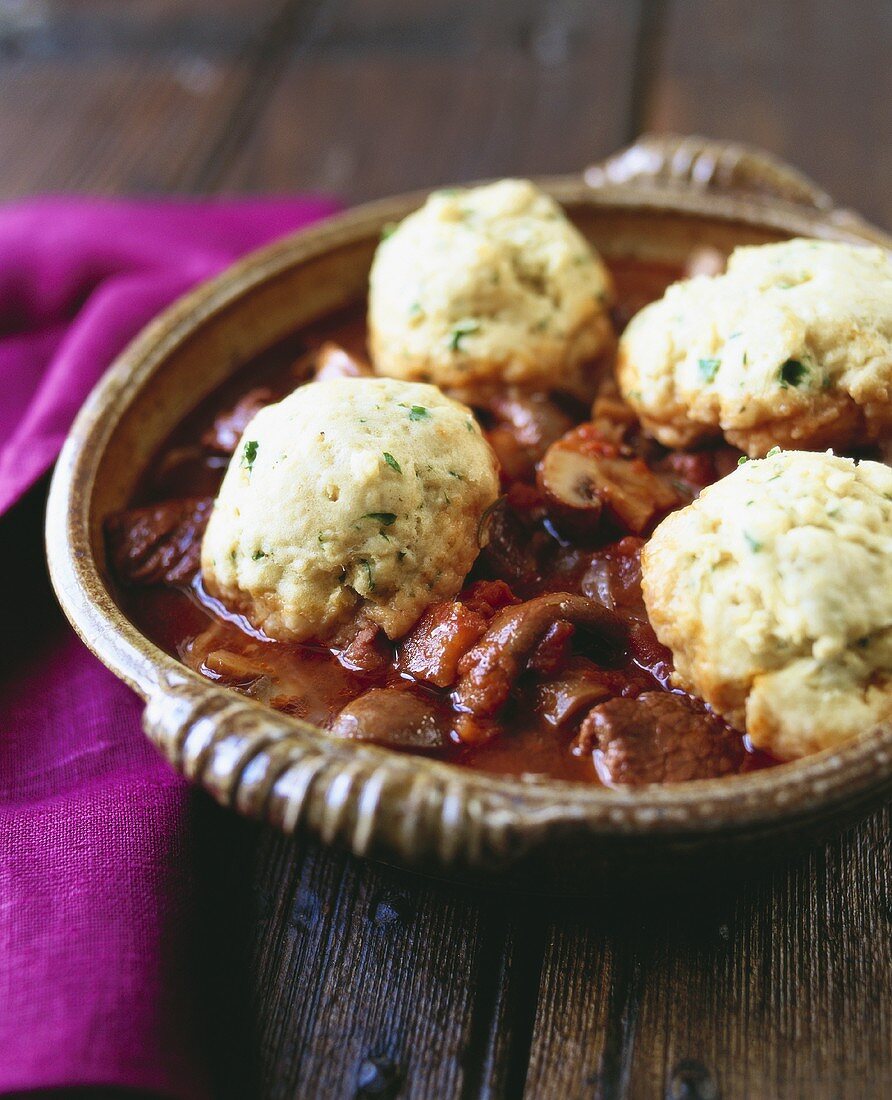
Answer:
368;179;615;400
641;449;892;760
201;377;499;643
618;239;892;456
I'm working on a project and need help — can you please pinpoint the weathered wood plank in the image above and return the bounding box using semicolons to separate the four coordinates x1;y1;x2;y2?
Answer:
0;0;322;196
240;841;542;1100
523;809;892;1099
644;0;892;228
220;0;642;201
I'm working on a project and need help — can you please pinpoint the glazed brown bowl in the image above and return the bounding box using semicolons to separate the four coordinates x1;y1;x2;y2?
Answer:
46;136;892;890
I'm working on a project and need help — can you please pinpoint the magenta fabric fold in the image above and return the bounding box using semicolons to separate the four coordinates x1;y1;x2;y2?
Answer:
0;197;339;1097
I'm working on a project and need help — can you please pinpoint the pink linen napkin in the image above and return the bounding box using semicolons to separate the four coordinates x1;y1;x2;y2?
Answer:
0;197;339;1097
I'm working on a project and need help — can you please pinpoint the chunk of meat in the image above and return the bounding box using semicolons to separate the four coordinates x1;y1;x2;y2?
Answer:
484;390;574;479
684;246;726;279
398;580;519;688
201;388;273;454
478;498;541;593
105;497;212;586
459;579;519;618
539;426;678;535
454;593;628;720
574;692;745;785
313;341;374;381
329;687;449;750
658;450;717;495
399;601;489;687
338;619;390;673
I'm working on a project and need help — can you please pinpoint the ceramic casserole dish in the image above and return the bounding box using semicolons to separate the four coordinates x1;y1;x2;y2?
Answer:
46;136;892;890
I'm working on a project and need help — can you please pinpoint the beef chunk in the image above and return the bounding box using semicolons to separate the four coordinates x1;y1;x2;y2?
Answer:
105;497;212;586
202;388;274;454
312;341;374;381
397;580;518;688
329;687;449;750
479;498;541;593
399;601;489;687
338;619;391;673
574;692;745;786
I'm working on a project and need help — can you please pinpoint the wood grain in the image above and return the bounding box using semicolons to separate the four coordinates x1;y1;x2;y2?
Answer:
219;0;642;200
524;810;892;1098
0;0;316;195
4;1;892;1097
644;0;892;229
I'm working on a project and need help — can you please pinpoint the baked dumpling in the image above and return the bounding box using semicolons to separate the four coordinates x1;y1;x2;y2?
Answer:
201;377;499;643
618;239;892;456
368;179;615;400
641;449;892;760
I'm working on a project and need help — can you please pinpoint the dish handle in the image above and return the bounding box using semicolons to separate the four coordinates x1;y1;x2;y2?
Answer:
584;133;835;209
142;672;582;868
584;133;892;247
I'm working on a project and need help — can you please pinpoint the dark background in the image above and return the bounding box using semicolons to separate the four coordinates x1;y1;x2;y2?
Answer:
7;1;892;1097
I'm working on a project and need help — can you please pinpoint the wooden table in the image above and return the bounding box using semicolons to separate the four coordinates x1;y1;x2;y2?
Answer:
7;2;891;1096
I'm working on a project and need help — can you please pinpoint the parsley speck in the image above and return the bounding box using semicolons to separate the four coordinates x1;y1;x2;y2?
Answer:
363;512;397;526
409;405;429;421
449;321;481;351
251;549;266;561
779;358;809;388
698;357;721;382
242;439;259;471
382;452;402;473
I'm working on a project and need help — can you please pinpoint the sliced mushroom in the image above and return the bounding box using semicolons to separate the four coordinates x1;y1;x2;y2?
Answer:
533;658;621;727
203;649;269;681
329;687;449;750
590;392;640;443
538;443;677;535
536;445;604;535
454;593;627;719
